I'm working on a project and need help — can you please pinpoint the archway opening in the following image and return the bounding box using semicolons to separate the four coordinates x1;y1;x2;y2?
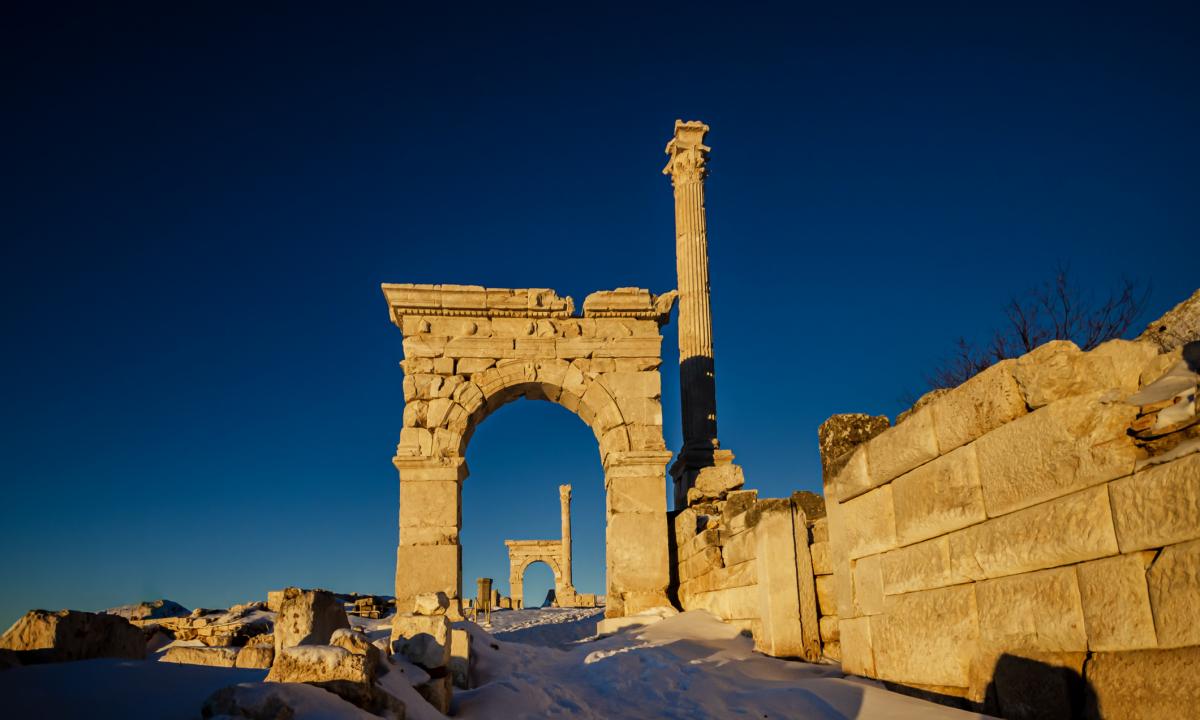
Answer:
521;560;556;608
460;397;606;609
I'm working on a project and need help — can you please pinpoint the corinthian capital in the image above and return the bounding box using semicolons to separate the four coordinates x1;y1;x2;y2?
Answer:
663;119;711;185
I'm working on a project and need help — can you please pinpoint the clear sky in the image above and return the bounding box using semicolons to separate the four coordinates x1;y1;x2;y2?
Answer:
2;3;1196;626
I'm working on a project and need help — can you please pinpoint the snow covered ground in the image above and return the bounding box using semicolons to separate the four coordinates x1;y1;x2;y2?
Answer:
0;606;991;719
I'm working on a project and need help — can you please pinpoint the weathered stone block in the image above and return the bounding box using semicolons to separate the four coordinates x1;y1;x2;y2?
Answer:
599;371;661;399
1014;339;1158;408
930;358;1026;453
234;644;274;669
839;616;875;677
1110;453;1200;552
721;527;757;567
683;546;723;581
687;586;759;620
0;610;144;663
819;615;839;643
592;336;661;358
976;566;1087;652
1147;538;1200;648
975;393;1139;517
871;584;978;687
161;646;240;667
395;544;460;614
810;541;832;576
606;512;669;593
949;486;1119;581
841;485;897;560
754;506;811;658
853;554;884;616
866;407;940;486
1077;552;1157;651
811;517;829;543
891;443;986;546
444;337;512;358
274;588;350;656
882;535;963;596
815;575;837;616
399;480;459;529
829;448;873;502
968;650;1088;719
1086;646;1200;720
391;613;451;669
605;474;666;515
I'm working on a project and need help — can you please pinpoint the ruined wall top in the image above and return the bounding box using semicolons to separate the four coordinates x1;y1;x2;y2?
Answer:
382;284;676;325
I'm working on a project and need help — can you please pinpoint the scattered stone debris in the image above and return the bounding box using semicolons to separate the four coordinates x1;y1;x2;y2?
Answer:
0;609;145;665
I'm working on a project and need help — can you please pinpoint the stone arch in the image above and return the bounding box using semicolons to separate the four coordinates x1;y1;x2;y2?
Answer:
506;547;565;609
383;284;677;619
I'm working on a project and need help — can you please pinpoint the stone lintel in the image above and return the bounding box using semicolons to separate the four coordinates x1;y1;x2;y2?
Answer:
382;283;677;324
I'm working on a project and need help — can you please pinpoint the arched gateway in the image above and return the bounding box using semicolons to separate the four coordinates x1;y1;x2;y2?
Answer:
382;284;677;618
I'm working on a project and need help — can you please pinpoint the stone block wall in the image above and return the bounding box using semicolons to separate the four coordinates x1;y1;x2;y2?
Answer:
820;337;1199;717
674;490;823;661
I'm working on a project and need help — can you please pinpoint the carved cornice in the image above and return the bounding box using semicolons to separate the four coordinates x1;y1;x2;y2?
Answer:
382;284;575;320
582;288;677;324
662;119;711;186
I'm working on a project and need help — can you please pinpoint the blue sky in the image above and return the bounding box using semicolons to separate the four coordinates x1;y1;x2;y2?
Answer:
1;2;1196;625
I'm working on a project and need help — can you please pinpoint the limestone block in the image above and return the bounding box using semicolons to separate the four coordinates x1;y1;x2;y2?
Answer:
929;358;1026;453
853;555;884;616
605;473;666;515
401;357;434;374
1077;553;1157;651
976;566;1087;652
615;397;662;426
828;449;872;503
0;610;144;663
456;357;495;374
606;512;669;593
402;336;448;358
395;544;460;614
161;646;240;667
391;613;451;669
234;644;274;669
817;413;890;480
871;584;978;687
399;481;459;529
413;592;450;616
815;575;837;616
693;463;744;498
1014;339;1158;408
967;650;1087;718
949;485;1119;581
688;560;756;594
432;357;455;374
685;528;721;559
721;527;757;567
822;494;857;619
810;541;832;576
513;337;555;358
673;507;698;544
811;518;829;544
1110;453;1200;552
823;641;841;661
685;586;759;620
592;336;661;358
266;645;373;685
682;546;723;581
450;628;471;689
841;485;897;560
593;317;660;337
891;443;986;546
865;407;939;486
274;588;350;655
882;535;964;596
599;371;661;399
819;615;839;643
444;337;512;358
753;507;809;658
1086;646;1200;720
975;393;1140;517
626;423;666;451
1147;538;1200;648
839;616;875;677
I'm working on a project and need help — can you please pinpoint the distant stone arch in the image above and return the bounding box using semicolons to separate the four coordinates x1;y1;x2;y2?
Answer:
383;284;677;619
506;547;564;609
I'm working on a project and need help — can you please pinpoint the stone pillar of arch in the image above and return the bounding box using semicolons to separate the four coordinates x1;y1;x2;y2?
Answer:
383;284;677;619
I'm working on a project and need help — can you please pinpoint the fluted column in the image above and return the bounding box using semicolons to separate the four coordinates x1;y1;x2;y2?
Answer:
664;120;724;504
559;484;573;589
